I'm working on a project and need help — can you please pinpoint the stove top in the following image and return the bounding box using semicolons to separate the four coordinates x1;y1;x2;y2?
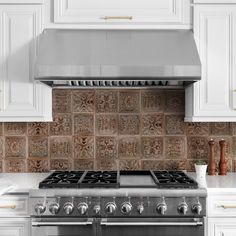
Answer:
38;170;198;189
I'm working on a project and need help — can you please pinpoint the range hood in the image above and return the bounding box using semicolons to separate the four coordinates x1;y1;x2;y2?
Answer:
35;29;201;88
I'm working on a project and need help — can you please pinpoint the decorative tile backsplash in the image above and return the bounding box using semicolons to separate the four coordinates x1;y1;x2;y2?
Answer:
0;89;236;173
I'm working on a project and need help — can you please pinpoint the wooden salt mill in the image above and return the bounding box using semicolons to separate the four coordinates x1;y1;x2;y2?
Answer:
219;139;227;175
208;139;216;175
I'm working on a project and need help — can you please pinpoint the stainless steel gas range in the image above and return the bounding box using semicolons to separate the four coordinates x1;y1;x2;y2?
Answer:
29;170;206;236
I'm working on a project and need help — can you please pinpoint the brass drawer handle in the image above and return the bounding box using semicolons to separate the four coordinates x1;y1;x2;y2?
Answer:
0;205;16;209
102;16;133;20
217;205;236;209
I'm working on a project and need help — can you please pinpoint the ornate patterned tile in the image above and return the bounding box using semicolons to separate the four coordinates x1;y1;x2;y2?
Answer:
186;122;210;136
28;136;48;158
27;158;49;172
141;114;163;135
119;160;141;170
141;137;163;159
5;159;26;172
187;137;209;159
50;137;72;159
118;137;140;158
96;136;117;159
96;114;118;135
164;159;187;170
50;114;72;136
96;159;118;170
119;115;140;135
231;123;236;136
165;91;185;113
0;123;3;135
165;115;185;135
74;159;94;170
52;90;71;113
141;160;165;170
73;90;95;112
74;114;94;136
141;90;165;112
4;123;27;135
0;161;2;172
232;137;236;157
5;136;26;158
50;159;71;170
233;160;236;172
95;90;118;113
165;137;185;159
119;91;140;113
211;123;231;135
28;122;49;136
73;136;94;159
0;137;3;158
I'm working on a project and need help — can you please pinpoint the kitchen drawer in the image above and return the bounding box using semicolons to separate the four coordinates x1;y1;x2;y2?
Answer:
0;196;29;217
208;195;236;217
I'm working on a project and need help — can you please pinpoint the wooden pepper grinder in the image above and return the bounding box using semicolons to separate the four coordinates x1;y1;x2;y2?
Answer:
219;139;227;175
208;139;216;175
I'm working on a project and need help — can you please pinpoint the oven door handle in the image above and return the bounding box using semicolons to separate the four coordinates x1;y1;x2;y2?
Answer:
100;219;203;227
32;220;93;227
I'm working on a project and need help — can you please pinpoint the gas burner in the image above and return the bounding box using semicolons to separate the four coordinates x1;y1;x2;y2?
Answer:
80;171;119;188
152;171;198;189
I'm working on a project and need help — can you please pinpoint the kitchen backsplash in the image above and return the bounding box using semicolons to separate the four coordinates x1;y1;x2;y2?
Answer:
0;89;236;173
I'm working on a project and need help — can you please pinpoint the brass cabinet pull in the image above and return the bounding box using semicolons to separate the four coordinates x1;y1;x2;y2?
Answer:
102;16;133;20
0;205;16;209
217;205;236;209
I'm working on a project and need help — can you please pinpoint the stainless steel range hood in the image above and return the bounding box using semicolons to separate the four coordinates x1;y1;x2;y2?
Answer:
35;29;201;88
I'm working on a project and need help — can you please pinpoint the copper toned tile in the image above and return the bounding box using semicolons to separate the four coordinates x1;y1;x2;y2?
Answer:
73;90;95;112
74;159;94;170
233;160;236;172
231;123;236;136
74;114;94;136
0;137;3;158
96;159;118;170
165;159;187;170
165;115;185;135
119;115;140;135
28;136;48;158
5;136;26;158
165;137;185;159
5;159;26;172
51;159;71;170
27;158;49;172
186;123;210;136
141;90;165;112
119;91;140;113
73;136;94;159
232;137;236;157
0;123;3;135
28;122;48;136
50;137;72;159
165;90;185;113
96;136;117;159
96;114;118;135
187;137;209;159
141;137;163;159
141;160;165;170
141;114;163;135
53;90;71;113
119;160;140;170
118;137;140;158
4;123;27;135
211;123;231;135
50;114;72;136
0;161;2;172
96;90;118;113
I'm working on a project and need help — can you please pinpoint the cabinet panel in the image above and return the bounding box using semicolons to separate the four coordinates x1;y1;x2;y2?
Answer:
208;218;236;236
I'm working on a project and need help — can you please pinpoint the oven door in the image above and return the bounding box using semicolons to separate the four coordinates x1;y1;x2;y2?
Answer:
99;217;204;236
31;218;96;236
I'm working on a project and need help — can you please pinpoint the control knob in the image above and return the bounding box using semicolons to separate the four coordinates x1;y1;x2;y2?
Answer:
63;202;74;215
192;202;202;215
34;203;46;215
105;202;117;214
178;202;188;215
49;202;60;215
137;204;144;214
93;205;101;214
156;202;167;215
121;202;132;214
77;202;88;215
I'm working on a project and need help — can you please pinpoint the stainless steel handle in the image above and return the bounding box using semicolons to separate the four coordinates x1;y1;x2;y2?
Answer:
102;16;133;20
100;220;203;226
32;221;93;227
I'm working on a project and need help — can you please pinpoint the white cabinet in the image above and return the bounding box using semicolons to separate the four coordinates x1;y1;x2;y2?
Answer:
185;4;236;122
44;0;192;29
0;4;52;122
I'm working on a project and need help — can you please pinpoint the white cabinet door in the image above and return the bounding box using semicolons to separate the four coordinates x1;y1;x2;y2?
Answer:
208;218;236;236
0;5;52;122
185;5;236;122
0;218;29;236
